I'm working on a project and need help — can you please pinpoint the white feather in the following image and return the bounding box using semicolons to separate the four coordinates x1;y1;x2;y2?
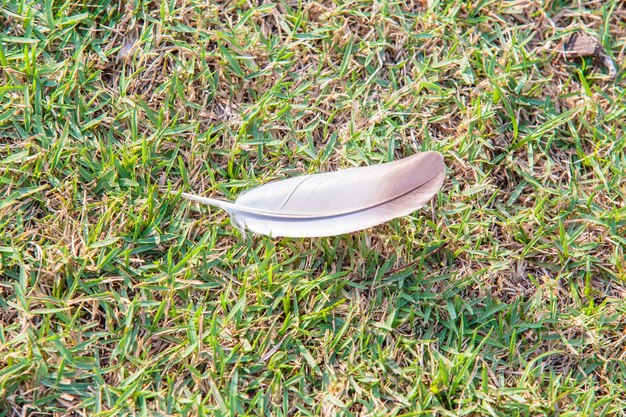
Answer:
182;151;445;237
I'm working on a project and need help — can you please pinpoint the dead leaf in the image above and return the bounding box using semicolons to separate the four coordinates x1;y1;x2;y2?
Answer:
563;33;617;78
117;36;139;63
564;33;601;58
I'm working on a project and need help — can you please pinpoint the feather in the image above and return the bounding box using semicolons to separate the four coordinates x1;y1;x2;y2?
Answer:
181;151;445;238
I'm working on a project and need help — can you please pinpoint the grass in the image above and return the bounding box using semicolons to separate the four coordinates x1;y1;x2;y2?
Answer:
0;0;625;415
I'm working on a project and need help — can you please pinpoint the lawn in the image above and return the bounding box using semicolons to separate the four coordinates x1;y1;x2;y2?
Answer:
1;0;625;415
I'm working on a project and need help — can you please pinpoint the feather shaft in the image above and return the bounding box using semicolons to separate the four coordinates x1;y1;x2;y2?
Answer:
180;193;236;211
